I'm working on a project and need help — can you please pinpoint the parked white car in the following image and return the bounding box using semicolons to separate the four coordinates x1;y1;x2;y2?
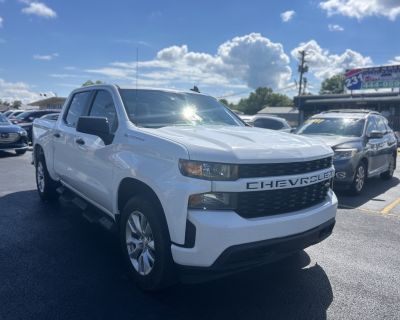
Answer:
33;85;337;290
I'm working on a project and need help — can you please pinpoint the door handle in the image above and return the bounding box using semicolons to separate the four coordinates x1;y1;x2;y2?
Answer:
75;138;85;146
53;132;61;138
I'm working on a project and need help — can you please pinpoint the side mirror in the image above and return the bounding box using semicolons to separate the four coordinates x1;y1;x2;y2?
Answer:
76;116;113;145
290;127;297;133
368;130;384;139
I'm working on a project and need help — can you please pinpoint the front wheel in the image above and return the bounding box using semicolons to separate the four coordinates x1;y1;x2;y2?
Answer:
380;154;396;180
15;149;27;155
120;196;176;291
35;155;59;202
348;162;367;195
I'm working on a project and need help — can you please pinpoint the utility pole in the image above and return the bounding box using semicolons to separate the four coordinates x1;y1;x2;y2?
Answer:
297;50;308;97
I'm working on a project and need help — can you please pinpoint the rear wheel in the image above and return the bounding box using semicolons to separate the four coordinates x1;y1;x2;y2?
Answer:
380;154;396;180
348;162;366;195
35;154;59;202
120;196;176;291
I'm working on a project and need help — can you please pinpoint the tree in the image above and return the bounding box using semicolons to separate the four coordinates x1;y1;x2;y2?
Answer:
82;80;103;87
12;100;22;109
234;87;293;115
320;74;345;94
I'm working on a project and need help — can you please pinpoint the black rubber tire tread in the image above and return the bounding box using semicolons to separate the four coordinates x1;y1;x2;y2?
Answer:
347;162;367;196
119;195;177;291
36;154;59;202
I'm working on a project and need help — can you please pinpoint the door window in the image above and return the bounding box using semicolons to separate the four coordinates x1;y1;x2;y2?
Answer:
89;90;118;132
375;116;388;133
65;91;92;127
365;117;378;136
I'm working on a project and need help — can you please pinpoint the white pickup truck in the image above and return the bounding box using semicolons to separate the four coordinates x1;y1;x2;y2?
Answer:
32;84;337;290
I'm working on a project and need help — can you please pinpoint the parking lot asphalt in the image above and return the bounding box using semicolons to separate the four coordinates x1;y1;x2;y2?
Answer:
1;150;400;320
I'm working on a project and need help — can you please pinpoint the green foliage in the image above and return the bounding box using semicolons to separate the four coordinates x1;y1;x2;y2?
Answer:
233;87;293;115
11;100;22;109
82;80;103;87
320;74;345;94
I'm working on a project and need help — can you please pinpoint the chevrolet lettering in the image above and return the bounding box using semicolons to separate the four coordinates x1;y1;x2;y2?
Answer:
246;168;335;190
32;85;337;291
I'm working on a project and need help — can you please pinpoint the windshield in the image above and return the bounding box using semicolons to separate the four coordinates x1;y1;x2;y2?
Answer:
119;89;243;128
15;112;32;119
297;117;365;137
0;114;11;125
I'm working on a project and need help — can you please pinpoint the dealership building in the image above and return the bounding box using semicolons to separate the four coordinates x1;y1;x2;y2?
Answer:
295;65;400;131
294;91;400;131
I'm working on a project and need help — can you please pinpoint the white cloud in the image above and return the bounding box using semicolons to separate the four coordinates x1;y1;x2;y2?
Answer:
328;24;344;31
320;0;400;20
33;53;58;60
86;33;292;91
281;10;296;22
388;56;400;65
22;2;57;19
291;40;373;79
0;16;3;28
0;78;40;102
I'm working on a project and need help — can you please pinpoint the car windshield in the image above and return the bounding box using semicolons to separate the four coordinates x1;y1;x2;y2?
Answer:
297;117;365;137
0;114;11;125
15;112;32;119
119;89;243;128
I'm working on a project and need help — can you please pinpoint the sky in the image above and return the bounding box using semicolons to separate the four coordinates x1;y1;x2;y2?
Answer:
0;0;400;102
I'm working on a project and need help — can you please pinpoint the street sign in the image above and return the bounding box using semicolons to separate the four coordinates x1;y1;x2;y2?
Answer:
345;65;400;90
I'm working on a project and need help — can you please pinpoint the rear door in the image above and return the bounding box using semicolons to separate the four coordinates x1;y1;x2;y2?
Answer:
71;89;118;213
53;91;93;186
375;115;395;170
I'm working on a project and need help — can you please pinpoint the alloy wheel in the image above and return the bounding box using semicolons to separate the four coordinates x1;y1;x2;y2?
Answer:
125;210;156;276
37;162;45;193
355;165;365;192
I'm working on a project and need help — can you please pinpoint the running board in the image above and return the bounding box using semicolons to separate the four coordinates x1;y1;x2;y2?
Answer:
57;186;115;231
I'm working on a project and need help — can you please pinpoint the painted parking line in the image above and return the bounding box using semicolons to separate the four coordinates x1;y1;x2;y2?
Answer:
381;197;400;215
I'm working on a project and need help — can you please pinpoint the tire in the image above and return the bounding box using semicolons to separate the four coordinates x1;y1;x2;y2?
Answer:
15;149;27;155
380;154;396;180
120;196;176;291
348;162;367;195
35;154;59;202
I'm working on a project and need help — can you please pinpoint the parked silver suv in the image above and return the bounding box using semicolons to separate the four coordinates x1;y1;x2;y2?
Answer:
297;110;397;195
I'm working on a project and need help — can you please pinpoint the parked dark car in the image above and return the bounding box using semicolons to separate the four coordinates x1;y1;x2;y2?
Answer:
11;110;60;142
297;110;397;195
7;110;25;120
0;113;29;155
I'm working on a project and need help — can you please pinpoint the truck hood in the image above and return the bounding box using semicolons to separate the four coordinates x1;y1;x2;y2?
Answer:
300;134;362;149
143;126;333;163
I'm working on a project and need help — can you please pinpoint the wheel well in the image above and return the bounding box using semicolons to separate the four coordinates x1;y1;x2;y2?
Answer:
117;178;165;218
360;157;368;176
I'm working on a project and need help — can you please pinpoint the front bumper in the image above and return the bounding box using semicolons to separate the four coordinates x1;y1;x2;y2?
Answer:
333;158;357;185
0;141;29;151
171;190;337;268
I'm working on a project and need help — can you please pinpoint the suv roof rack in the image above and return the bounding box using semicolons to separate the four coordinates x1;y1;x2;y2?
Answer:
322;109;380;115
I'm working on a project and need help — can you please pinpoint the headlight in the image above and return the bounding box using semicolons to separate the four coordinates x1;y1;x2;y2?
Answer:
19;130;27;136
333;148;357;160
188;192;237;210
179;159;238;181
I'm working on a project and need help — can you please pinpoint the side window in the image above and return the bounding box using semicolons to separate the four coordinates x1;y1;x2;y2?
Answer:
89;90;118;132
375;116;388;133
65;91;92;127
365;117;378;136
254;118;284;130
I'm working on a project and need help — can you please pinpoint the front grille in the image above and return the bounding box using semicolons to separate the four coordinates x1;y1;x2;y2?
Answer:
0;132;20;144
236;180;330;218
238;157;332;178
